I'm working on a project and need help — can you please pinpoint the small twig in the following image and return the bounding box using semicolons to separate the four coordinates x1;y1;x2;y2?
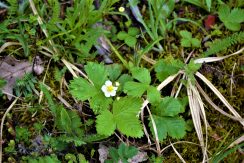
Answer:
0;97;19;163
146;105;161;155
230;62;236;96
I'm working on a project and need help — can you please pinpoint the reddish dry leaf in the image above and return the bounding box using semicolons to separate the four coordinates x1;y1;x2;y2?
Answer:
204;15;216;30
0;56;44;99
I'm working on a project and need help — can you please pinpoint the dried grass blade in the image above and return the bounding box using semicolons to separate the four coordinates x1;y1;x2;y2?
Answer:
196;72;244;126
196;82;244;122
194;47;244;64
0;42;21;53
170;142;186;163
190;83;208;162
187;82;205;156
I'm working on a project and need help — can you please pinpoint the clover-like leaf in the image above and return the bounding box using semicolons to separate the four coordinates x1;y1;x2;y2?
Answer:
124;81;148;97
149;115;186;140
131;67;151;84
84;62;108;88
69;77;98;101
96;110;116;136
154;58;184;81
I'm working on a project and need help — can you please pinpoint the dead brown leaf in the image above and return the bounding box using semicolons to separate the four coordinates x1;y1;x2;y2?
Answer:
0;56;44;99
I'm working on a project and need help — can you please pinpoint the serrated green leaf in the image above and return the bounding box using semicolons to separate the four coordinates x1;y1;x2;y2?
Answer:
60;107;72;133
118;74;133;89
224;21;241;31
124;81;148;97
181;38;191;47
218;5;230;22
113;97;143;137
128;27;140;36
125;36;137;47
131;67;151;84
154;59;184;81
180;30;192;39
89;92;113;113
153;97;184;117
106;64;122;81
96;110;116;136
191;38;201;47
147;86;161;104
84;62;108;88
69;77;98;101
228;8;244;23
149;115;186;141
117;31;128;40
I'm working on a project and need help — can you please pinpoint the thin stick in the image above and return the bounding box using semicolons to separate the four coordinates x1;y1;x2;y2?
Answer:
0;97;19;163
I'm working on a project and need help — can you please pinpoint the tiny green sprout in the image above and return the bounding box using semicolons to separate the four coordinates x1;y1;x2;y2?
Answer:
117;27;140;47
180;30;201;48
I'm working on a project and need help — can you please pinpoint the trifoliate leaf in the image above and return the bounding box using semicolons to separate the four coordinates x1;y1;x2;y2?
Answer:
191;38;201;47
224;21;241;31
118;74;133;89
152;97;184;117
149;115;186;141
125;35;137;47
181;38;191;47
96;110;116;136
128;27;140;36
124;81;148;97
147;86;161;104
89;92;113;113
154;58;184;81
180;30;192;39
113;97;143;138
84;62;108;88
131;67;151;84
106;64;122;81
69;77;98;101
117;31;128;40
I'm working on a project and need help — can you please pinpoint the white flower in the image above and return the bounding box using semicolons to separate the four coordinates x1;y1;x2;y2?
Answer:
101;80;118;97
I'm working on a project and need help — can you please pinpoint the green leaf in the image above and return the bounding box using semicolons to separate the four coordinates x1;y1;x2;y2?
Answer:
69;77;98;101
89;92;113;113
125;36;137;47
149;115;186;141
228;8;244;23
113;97;143;138
154;58;184;81
106;64;122;81
147;86;161;104
180;30;192;39
118;74;133;89
128;27;140;36
131;67;151;84
96;110;116;136
224;21;241;31
153;97;184;117
181;38;191;47
117;31;128;40
124;81;148;97
59;107;72;133
218;5;230;22
85;62;108;88
191;38;201;47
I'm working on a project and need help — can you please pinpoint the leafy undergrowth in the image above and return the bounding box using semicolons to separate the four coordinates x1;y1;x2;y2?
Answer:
0;0;244;162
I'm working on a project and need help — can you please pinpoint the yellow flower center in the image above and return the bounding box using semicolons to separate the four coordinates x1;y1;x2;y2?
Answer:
106;85;114;92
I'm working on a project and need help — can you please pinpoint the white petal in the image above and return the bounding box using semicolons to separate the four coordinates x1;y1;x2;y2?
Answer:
110;90;116;96
113;86;118;91
104;92;111;97
105;80;112;86
101;85;107;92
